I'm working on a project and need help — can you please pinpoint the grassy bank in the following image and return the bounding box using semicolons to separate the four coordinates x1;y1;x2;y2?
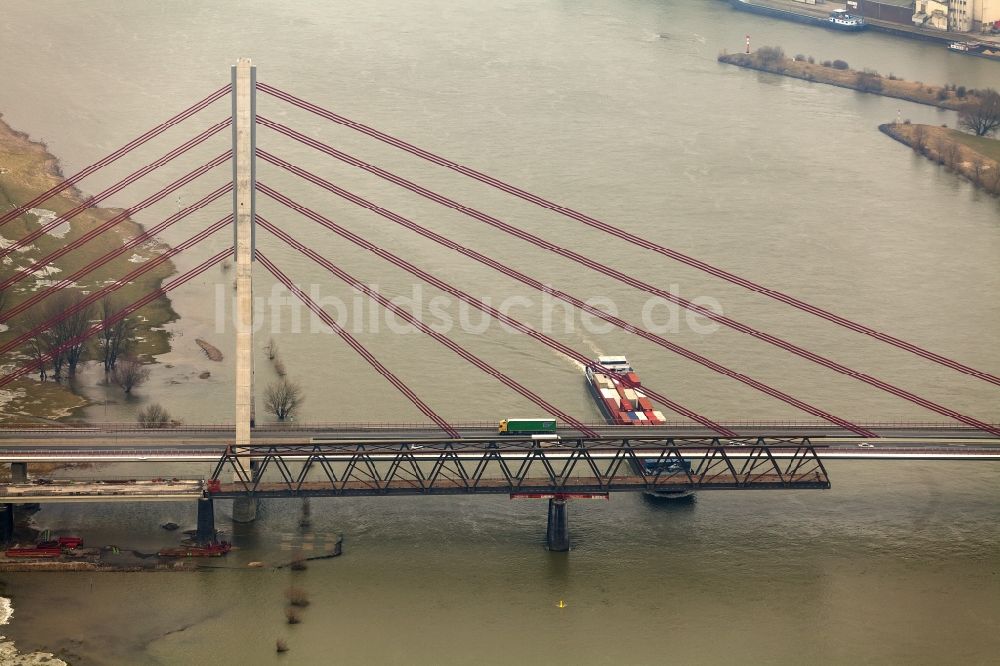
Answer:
0;114;178;423
718;47;983;111
880;122;1000;195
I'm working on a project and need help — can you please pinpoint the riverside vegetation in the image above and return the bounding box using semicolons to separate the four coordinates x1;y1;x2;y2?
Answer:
718;46;991;112
720;46;1000;196
880;122;1000;195
0;114;178;423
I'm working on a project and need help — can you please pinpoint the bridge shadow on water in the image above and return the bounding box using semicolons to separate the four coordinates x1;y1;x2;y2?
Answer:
639;492;697;513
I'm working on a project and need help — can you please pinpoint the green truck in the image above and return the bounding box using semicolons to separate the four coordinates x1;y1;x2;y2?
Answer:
498;418;557;435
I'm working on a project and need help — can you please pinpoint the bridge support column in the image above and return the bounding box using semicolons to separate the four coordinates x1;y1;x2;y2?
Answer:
0;504;14;544
232;56;258;522
546;498;570;552
232;459;259;524
196;497;216;544
10;463;27;484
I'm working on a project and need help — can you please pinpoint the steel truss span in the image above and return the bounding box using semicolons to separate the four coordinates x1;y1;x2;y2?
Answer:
208;437;831;497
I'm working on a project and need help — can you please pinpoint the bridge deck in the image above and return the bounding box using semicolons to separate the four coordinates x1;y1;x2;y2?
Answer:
0;479;204;503
212;473;829;497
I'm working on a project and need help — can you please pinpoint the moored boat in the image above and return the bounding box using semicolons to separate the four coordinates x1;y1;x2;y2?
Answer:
947;41;1000;60
5;546;64;558
827;9;867;31
729;0;867;32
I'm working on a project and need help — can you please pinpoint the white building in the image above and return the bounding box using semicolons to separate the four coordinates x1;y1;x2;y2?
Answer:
914;0;950;29
949;0;1000;32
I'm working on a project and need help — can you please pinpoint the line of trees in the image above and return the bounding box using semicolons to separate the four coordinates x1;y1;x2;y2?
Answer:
17;293;146;392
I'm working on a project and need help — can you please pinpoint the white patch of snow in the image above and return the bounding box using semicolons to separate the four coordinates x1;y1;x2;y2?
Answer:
28;208;69;238
30;264;60;276
33;279;77;289
128;253;148;264
0;237;30;253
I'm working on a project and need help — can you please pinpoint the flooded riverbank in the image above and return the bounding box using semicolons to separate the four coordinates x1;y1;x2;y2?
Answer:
1;0;999;663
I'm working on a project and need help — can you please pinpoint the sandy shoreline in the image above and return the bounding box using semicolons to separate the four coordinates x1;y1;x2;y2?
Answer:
0;596;68;665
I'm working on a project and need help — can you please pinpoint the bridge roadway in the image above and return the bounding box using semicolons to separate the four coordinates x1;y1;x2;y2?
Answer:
0;423;999;463
3;431;999;503
1;423;997;441
0;439;999;462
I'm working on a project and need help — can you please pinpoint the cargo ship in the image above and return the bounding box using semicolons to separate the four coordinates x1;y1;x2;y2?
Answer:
947;41;1000;61
585;356;667;426
586;356;693;498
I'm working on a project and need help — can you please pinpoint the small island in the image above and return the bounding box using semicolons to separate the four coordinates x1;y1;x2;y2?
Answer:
719;45;1000;197
718;46;983;111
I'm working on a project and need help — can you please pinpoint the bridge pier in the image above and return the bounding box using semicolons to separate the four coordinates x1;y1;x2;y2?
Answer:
196;497;217;544
546;498;570;552
232;496;258;523
10;463;28;484
232;459;260;523
0;504;14;544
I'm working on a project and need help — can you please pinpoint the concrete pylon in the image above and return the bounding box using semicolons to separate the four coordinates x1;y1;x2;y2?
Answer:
546;498;570;552
231;56;258;524
196;497;217;545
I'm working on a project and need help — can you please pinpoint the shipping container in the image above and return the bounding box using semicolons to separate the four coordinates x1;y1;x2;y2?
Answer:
498;418;558;434
638;397;654;411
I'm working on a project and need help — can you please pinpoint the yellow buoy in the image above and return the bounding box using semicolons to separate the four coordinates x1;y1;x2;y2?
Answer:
556;600;567;609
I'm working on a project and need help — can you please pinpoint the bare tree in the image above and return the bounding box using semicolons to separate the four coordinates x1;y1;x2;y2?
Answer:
959;89;1000;137
24;291;93;379
939;139;963;169
111;356;150;393
754;46;785;67
21;297;63;380
59;298;93;376
987;165;1000;195
265;379;303;421
855;69;883;93
137;403;171;428
98;297;135;372
25;335;47;381
970;158;987;185
911;124;928;154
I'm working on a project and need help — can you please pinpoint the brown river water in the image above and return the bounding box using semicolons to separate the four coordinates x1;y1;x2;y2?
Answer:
1;0;999;663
